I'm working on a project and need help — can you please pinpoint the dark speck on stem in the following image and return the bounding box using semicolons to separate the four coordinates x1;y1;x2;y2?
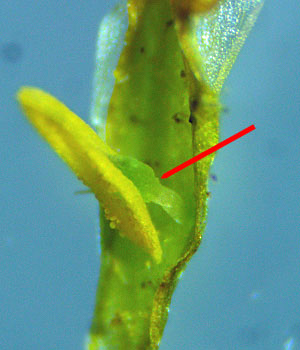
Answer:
189;114;195;124
130;114;139;123
166;19;174;27
190;98;199;112
173;113;182;123
180;70;186;78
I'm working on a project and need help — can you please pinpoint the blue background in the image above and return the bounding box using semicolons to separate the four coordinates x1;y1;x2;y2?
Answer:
1;1;299;349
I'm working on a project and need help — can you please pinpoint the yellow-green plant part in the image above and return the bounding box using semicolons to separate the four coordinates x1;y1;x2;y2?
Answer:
17;0;263;349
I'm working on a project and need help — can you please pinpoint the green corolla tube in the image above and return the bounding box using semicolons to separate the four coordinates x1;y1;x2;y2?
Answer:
17;0;263;348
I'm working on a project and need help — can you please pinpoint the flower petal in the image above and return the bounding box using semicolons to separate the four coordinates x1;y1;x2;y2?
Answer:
17;87;162;263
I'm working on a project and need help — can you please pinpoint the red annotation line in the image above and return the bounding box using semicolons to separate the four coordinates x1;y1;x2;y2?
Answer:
161;124;256;179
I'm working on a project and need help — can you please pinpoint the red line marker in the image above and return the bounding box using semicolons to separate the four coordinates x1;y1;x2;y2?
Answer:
161;124;256;179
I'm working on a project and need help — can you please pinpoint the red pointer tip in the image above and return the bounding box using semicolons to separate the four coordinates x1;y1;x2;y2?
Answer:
161;124;256;179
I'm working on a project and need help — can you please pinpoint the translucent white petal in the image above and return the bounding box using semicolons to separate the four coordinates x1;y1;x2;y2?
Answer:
190;0;264;92
90;1;128;138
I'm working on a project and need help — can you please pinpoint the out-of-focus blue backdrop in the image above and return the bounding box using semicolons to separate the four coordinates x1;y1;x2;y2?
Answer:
1;1;299;349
